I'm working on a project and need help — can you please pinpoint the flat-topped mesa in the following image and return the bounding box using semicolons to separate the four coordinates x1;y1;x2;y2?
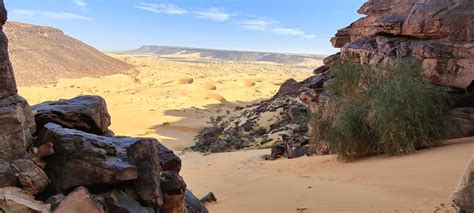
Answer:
0;0;35;162
328;0;474;89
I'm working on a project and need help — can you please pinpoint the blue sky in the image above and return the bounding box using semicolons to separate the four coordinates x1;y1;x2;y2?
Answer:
5;0;365;54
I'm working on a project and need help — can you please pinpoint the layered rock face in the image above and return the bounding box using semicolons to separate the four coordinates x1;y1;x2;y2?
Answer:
0;0;35;162
329;0;474;89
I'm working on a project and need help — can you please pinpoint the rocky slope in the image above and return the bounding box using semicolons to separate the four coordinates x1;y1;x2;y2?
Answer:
4;21;133;86
0;2;207;212
326;0;473;89
122;45;324;65
195;0;474;160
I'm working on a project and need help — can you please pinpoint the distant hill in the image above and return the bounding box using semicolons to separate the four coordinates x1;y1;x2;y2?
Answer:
5;22;133;86
121;45;325;65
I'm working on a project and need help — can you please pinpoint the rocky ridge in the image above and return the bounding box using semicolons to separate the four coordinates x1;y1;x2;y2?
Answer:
0;2;208;212
4;21;134;86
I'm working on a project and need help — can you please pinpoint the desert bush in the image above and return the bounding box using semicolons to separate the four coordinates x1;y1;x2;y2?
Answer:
311;59;453;159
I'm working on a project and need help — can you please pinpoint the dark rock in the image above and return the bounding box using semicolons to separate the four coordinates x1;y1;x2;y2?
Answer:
0;159;16;187
451;108;474;137
11;159;49;195
104;189;154;213
186;190;209;213
45;194;65;211
32;95;111;135
55;187;104;213
0;187;50;212
269;142;286;160
289;145;314;159
160;171;187;213
155;142;181;173
199;192;217;204
37;123;139;194
0;95;35;162
126;139;163;208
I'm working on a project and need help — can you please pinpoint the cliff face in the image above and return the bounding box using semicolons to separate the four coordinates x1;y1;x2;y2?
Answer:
329;0;474;89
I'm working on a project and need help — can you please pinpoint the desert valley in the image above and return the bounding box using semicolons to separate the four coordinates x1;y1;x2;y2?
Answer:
0;0;473;212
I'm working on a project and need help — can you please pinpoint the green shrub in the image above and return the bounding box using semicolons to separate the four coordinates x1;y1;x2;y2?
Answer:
311;59;453;159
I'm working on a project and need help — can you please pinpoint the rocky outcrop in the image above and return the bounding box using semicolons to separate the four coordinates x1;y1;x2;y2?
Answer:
0;3;207;212
193;73;328;159
327;0;474;89
0;0;35;162
32;95;111;135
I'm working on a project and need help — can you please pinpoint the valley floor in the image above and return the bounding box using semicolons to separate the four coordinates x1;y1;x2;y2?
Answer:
17;55;473;212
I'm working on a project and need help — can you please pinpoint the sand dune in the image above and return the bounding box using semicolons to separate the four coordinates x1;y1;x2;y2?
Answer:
19;55;315;150
181;138;474;212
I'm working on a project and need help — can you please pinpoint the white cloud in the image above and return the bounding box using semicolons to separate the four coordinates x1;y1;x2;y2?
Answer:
73;0;87;7
272;27;316;39
136;3;187;15
238;19;277;31
194;8;232;22
302;34;316;39
11;9;92;21
272;28;305;36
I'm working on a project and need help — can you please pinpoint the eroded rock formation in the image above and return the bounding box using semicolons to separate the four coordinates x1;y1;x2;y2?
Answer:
328;0;473;89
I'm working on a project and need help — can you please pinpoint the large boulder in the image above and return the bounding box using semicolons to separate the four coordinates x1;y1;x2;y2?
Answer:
36;123;139;194
328;0;474;89
32;95;111;135
0;0;35;162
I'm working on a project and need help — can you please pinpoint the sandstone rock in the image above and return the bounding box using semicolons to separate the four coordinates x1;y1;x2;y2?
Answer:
37;123;139;194
0;159;16;187
178;78;193;84
55;187;104;213
452;157;474;212
32;95;111;135
11;159;48;195
203;83;217;90
126;139;163;208
330;0;474;89
244;80;256;87
104;189;154;213
160;171;187;213
0;187;50;213
0;94;35;162
186;190;209;213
